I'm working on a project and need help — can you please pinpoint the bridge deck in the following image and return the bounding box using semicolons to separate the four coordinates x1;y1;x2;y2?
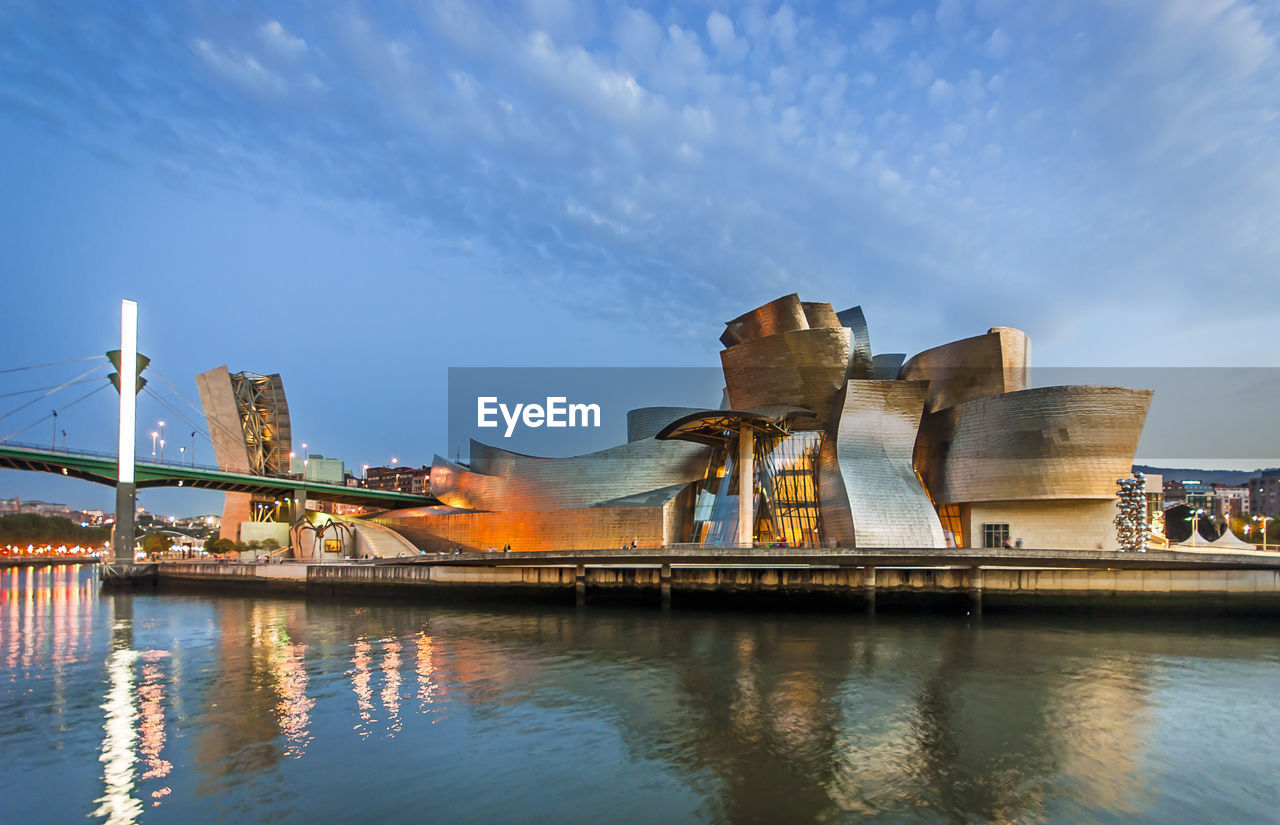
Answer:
0;441;437;508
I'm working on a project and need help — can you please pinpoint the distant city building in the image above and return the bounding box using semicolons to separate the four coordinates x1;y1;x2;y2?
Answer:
1162;480;1186;505
1249;470;1280;517
1179;480;1214;510
1212;484;1250;519
289;454;345;484
365;465;430;495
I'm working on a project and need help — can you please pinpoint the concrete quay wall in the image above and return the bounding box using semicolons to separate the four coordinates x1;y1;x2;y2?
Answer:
148;560;1280;613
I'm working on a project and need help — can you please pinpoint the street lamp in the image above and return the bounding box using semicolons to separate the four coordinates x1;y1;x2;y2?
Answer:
1186;507;1205;541
159;438;165;464
302;442;308;461
151;431;158;459
179;446;185;467
1252;515;1270;551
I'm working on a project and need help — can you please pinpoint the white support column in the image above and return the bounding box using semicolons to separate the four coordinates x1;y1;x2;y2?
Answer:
737;423;754;548
112;300;138;565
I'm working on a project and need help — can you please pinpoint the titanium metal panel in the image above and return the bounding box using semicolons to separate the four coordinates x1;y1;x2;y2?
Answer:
873;353;906;381
835;305;874;379
900;327;1031;413
719;293;810;348
801;301;841;330
915;385;1153;504
430;438;711;512
720;327;852;426
819;380;946;548
626;407;709;442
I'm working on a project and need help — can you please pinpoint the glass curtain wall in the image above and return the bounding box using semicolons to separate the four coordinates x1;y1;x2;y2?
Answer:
690;431;825;547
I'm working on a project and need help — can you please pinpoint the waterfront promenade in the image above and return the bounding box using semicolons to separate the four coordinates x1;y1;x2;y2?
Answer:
123;545;1280;613
1;555;99;568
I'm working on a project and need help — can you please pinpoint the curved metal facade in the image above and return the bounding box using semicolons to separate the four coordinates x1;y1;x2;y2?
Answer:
626;406;708;443
899;327;1030;413
819;380;946;547
915;385;1152;504
720;327;851;426
835;305;874;379
430;438;710;512
719;293;810;348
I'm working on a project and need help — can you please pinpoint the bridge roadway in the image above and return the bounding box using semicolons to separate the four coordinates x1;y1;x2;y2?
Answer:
0;441;438;509
380;545;1280;571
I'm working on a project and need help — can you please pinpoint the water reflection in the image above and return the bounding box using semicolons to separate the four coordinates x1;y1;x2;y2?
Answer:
91;598;142;825
1;566;1277;825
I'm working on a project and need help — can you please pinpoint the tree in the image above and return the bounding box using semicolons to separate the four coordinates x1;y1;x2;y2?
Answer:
260;537;281;557
141;532;169;559
0;513;110;546
203;536;236;557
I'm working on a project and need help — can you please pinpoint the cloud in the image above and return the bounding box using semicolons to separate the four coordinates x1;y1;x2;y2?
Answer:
2;0;1279;367
983;26;1010;58
706;11;747;63
192;38;287;96
927;77;953;105
258;20;306;59
860;17;904;56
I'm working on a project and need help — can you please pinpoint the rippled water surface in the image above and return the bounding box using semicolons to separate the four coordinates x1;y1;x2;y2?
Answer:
2;564;1279;824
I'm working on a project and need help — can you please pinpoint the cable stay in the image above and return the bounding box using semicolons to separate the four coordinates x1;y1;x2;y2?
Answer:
0;354;106;375
0;376;110;399
149;368;244;447
0;362;108;423
0;382;111;443
141;385;212;445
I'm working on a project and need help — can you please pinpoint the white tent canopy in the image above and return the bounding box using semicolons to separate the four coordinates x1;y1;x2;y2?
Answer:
1209;528;1259;551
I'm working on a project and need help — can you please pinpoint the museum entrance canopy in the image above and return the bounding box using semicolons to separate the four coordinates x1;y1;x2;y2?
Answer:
654;406;818;447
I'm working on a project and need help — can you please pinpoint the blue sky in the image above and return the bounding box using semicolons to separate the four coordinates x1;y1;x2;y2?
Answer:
2;0;1279;515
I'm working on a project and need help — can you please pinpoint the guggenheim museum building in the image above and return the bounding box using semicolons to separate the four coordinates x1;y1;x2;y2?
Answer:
375;294;1151;553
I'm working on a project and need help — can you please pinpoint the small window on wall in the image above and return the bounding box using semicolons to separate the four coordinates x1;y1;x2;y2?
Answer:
982;523;1010;549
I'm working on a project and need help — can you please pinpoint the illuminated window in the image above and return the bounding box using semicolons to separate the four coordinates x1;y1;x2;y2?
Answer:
982;523;1010;548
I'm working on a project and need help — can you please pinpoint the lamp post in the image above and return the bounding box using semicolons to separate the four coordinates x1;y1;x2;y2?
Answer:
151;431;158;459
159;438;165;464
1187;507;1205;542
302;442;308;461
179;446;185;467
190;432;196;466
1253;515;1270;551
51;409;58;451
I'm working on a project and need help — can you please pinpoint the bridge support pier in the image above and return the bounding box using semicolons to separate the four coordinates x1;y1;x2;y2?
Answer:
575;564;586;606
864;566;876;614
660;563;672;609
969;566;983;616
112;482;136;565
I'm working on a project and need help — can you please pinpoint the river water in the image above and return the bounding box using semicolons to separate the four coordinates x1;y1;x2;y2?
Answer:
2;564;1278;824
